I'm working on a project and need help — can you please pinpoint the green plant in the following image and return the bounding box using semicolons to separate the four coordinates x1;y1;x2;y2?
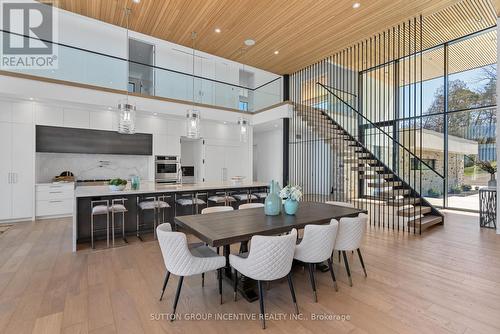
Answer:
427;188;441;198
449;184;462;194
109;178;127;186
461;184;472;192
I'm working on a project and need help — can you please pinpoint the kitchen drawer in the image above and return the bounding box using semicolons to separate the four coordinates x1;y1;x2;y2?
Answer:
36;183;74;200
36;188;74;200
36;199;73;217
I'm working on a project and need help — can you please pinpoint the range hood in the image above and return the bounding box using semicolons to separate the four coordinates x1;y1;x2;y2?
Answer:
36;125;152;156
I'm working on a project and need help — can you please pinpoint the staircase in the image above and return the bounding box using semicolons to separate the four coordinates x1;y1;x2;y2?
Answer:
296;105;444;233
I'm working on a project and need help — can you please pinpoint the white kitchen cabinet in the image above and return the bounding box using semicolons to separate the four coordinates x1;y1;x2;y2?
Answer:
35;104;64;126
204;141;248;182
63;108;90;128
0;122;12;220
204;145;226;182
154;134;181;156
90;110;113;130
11;123;34;219
0;121;34;221
36;183;74;217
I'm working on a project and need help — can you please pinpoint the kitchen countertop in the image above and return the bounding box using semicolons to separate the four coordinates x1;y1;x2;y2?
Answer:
74;181;269;198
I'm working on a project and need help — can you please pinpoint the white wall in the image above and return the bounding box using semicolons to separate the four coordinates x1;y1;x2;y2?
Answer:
253;127;283;184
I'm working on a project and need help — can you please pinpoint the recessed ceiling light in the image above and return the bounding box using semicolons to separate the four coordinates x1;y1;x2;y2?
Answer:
244;39;255;46
133;0;141;3
107;107;112;110
29;97;34;101
352;2;361;9
153;112;158;116
223;121;227;124
215;28;221;33
274;50;279;55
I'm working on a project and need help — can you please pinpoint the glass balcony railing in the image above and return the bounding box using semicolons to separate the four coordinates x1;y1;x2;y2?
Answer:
0;30;282;112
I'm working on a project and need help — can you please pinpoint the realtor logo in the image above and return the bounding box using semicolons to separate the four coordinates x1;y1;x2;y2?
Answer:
1;0;58;69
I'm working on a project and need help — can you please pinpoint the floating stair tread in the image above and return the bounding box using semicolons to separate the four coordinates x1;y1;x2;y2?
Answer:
368;181;402;187
351;166;385;172
398;206;432;217
385;197;421;206
359;173;394;179
408;215;443;230
345;159;378;164
380;188;410;196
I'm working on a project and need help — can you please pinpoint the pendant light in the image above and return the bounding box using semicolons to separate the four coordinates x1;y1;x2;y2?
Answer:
238;117;249;143
118;7;136;134
186;31;200;139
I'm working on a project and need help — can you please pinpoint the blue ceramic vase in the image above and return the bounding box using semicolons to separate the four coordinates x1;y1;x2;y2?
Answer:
264;180;281;216
284;198;299;215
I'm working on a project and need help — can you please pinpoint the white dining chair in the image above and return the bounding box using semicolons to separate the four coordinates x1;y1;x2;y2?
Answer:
334;213;368;286
201;206;234;214
294;220;339;301
156;223;226;321
230;229;298;329
325;200;355;208
238;203;264;210
200;206;234;260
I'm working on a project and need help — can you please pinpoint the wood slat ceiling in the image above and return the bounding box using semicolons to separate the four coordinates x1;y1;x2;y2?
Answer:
46;0;488;75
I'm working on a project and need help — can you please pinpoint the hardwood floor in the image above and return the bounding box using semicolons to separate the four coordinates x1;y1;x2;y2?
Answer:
0;210;499;333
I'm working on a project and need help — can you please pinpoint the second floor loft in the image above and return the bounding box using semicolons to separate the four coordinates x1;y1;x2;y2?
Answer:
0;28;283;113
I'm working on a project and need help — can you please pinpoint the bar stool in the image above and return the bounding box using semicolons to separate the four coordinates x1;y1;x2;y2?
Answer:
208;191;236;207
233;189;258;203
137;196;170;240
110;198;128;246
90;199;110;249
175;193;206;216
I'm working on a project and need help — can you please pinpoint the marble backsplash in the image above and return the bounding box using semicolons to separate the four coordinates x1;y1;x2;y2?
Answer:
36;153;151;183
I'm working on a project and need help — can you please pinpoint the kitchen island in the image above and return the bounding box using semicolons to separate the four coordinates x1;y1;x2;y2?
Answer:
72;181;268;251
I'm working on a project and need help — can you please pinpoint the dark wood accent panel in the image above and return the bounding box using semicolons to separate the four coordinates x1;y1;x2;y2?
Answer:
36;125;152;155
175;202;366;247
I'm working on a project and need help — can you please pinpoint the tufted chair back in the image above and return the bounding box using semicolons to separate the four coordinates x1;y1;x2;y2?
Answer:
201;206;234;214
294;220;339;263
335;213;368;251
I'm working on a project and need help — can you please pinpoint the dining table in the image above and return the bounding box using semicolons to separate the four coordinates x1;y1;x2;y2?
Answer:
174;201;367;302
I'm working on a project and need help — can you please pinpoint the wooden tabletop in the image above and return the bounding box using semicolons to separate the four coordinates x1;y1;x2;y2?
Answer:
174;202;366;247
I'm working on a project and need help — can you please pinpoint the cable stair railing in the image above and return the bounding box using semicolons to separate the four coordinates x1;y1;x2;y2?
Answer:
294;83;445;234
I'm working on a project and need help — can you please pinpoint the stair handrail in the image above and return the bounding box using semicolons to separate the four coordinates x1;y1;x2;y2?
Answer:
317;82;444;179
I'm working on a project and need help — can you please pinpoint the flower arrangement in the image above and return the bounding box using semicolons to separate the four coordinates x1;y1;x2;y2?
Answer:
279;184;303;202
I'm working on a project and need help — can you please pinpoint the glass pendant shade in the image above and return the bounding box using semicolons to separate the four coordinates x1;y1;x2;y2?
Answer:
238;117;249;143
186;109;200;139
118;103;136;134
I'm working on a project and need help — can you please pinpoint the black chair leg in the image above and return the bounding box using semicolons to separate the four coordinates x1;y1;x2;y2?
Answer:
159;270;170;301
257;280;265;329
357;248;367;277
307;263;318;302
327;258;338;291
218;268;223;304
287;273;299;314
342;251;353;287
338;250;341;262
202;273;205;287
170;276;184;322
233;269;238;301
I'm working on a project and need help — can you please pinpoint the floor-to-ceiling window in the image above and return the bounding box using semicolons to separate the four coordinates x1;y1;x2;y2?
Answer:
359;28;496;212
